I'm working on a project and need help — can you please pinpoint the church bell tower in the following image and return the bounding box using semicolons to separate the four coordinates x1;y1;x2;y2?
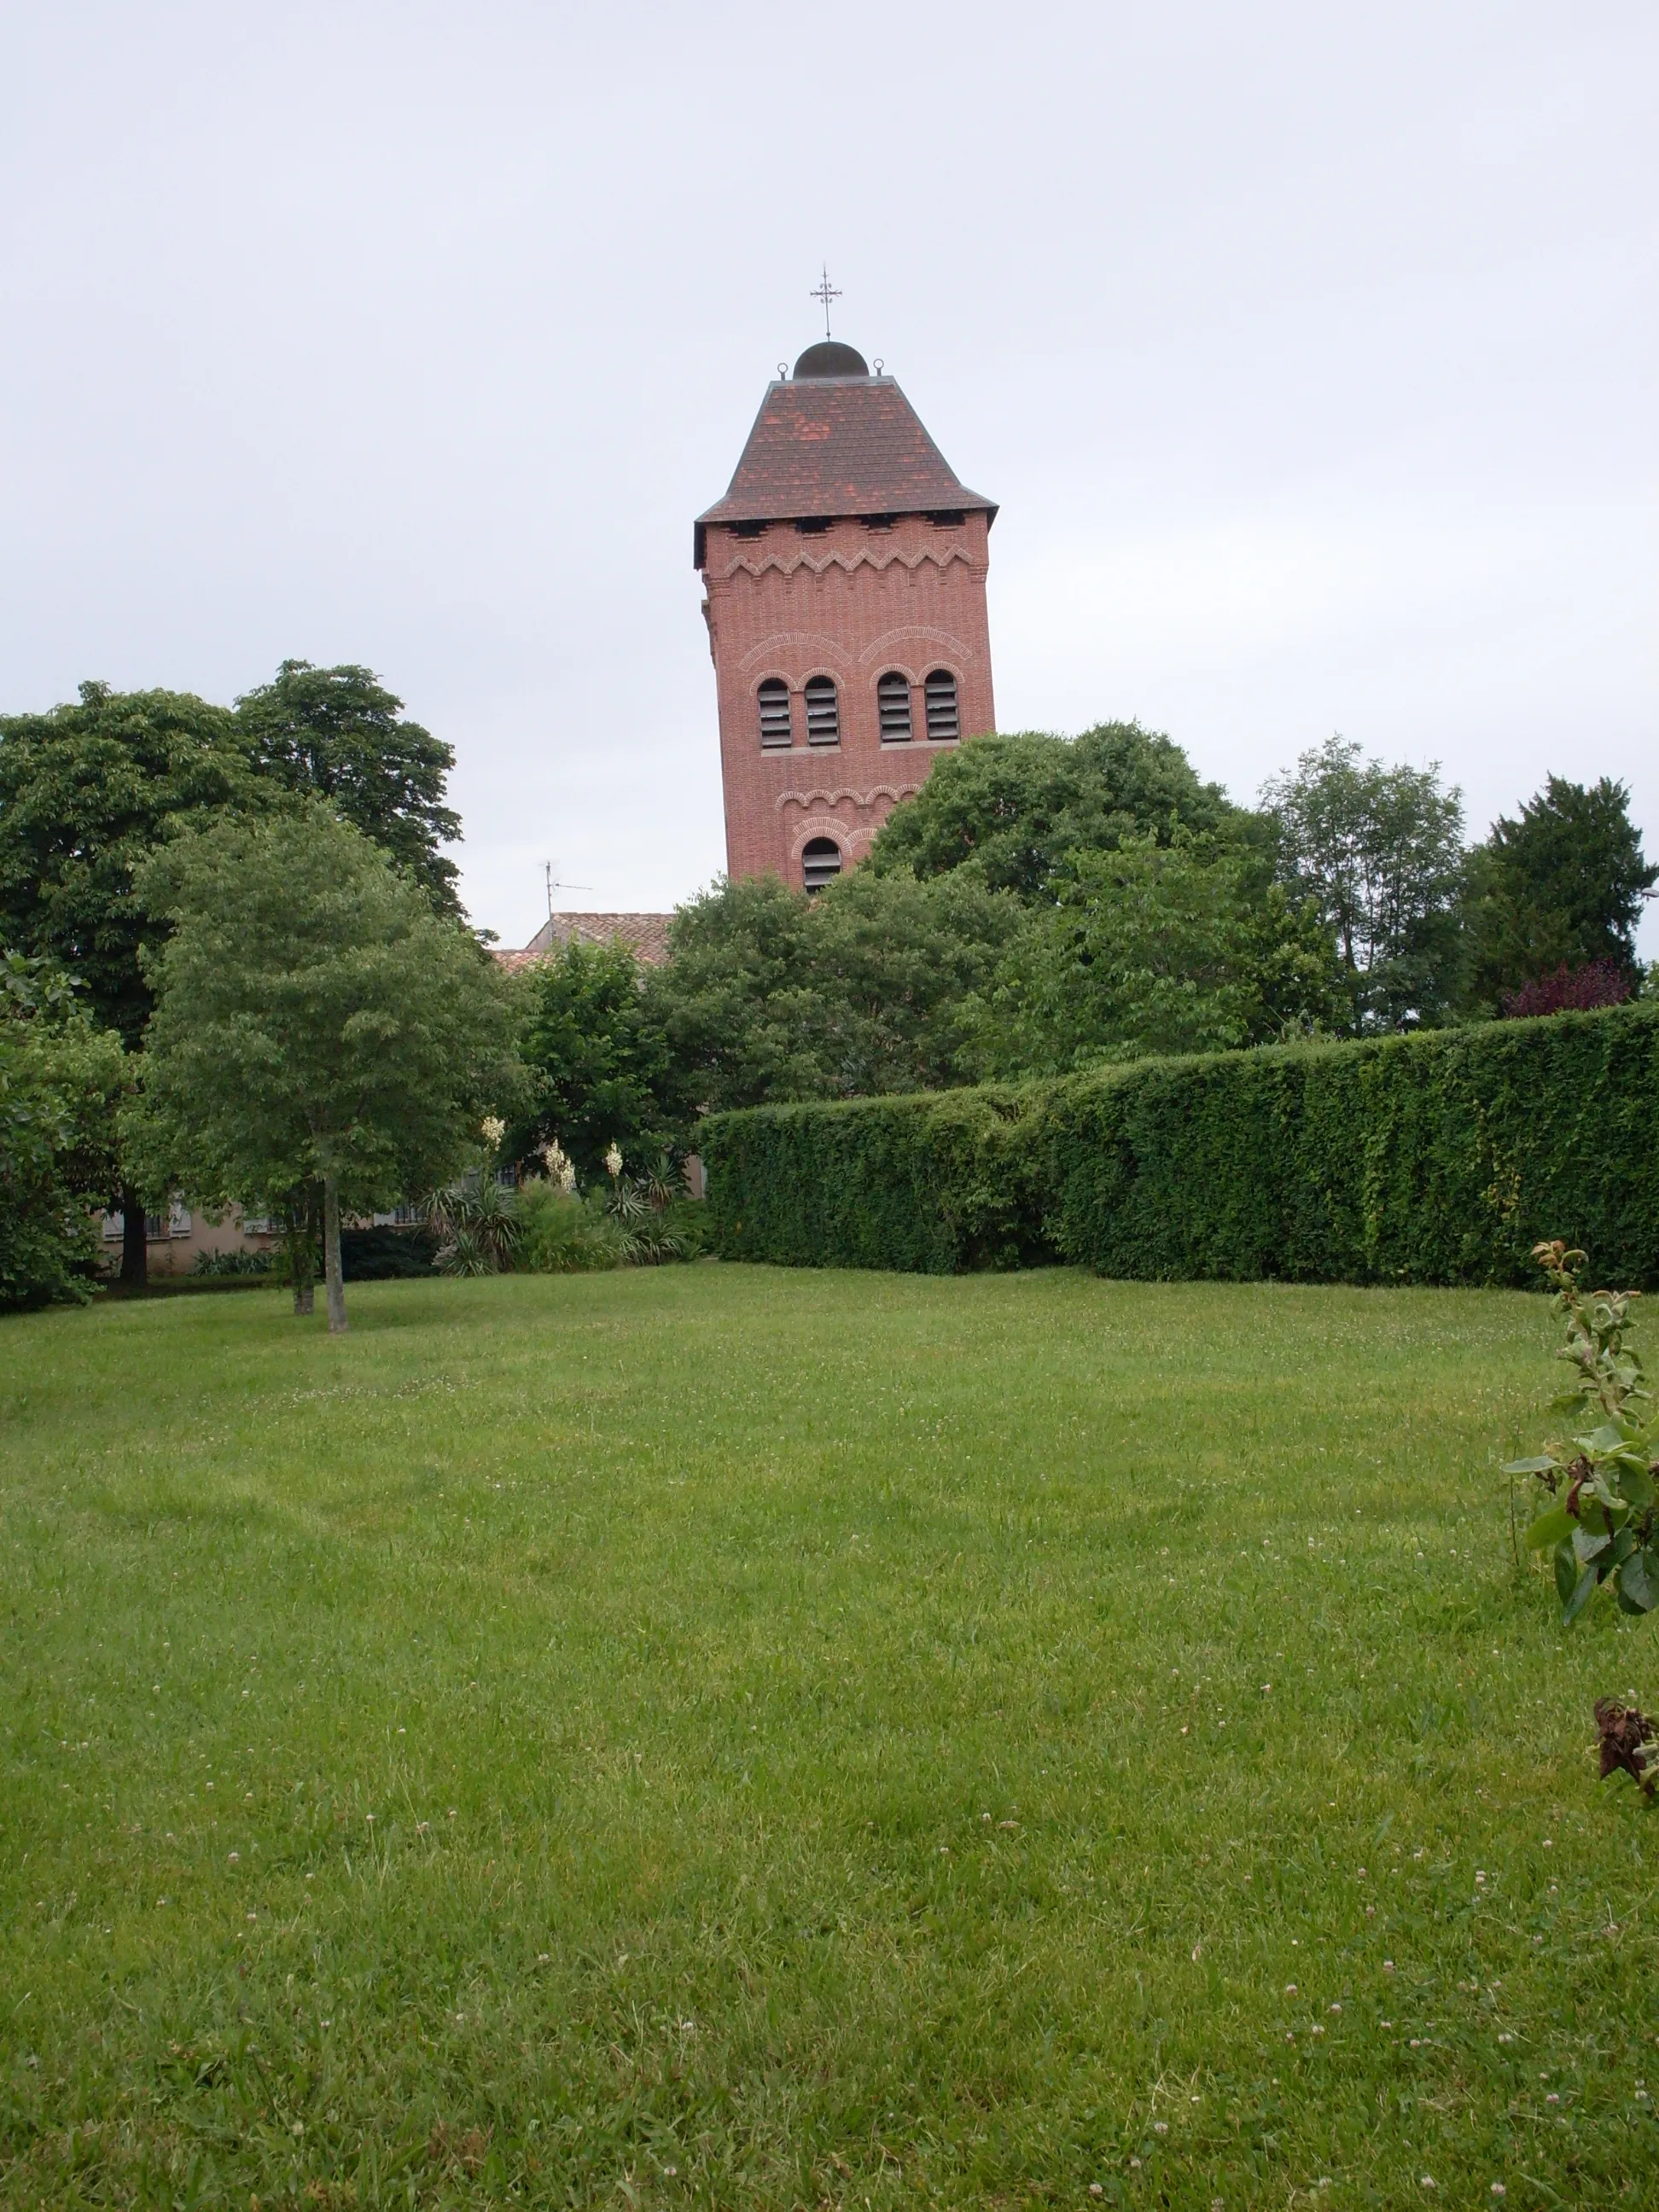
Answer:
695;333;998;889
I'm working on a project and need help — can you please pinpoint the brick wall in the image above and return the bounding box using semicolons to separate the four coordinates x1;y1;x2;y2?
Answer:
701;509;996;885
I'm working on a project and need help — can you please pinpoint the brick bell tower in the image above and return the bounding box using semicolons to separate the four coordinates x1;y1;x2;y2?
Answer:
695;335;998;889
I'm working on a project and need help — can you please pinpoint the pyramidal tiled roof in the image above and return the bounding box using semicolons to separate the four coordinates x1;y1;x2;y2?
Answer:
695;376;996;566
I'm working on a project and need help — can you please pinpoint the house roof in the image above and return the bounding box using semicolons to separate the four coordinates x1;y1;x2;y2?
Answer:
695;375;996;566
495;912;672;974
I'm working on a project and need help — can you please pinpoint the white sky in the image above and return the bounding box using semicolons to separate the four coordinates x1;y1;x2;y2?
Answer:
3;3;1654;955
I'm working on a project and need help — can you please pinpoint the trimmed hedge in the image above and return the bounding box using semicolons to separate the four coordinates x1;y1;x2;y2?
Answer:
701;1003;1659;1287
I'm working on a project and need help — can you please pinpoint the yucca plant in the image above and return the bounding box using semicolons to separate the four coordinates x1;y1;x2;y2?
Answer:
430;1176;521;1276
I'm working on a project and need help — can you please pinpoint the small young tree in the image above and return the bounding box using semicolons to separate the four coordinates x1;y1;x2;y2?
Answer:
134;806;516;1332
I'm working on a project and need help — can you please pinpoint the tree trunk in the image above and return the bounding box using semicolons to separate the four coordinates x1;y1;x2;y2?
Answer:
119;1183;148;1289
323;1173;347;1334
294;1272;315;1317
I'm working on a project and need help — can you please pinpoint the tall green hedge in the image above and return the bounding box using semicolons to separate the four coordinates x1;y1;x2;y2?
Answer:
701;1003;1659;1287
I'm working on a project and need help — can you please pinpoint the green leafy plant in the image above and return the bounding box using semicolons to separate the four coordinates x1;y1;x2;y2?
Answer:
514;1180;629;1273
430;1176;521;1277
1507;1241;1658;1627
190;1246;275;1277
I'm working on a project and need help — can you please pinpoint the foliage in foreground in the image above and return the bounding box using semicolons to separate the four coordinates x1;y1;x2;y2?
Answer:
702;1000;1659;1286
3;1272;1653;2207
1510;1243;1658;1654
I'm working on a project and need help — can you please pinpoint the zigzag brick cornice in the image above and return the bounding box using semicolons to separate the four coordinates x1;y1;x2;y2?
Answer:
718;544;979;583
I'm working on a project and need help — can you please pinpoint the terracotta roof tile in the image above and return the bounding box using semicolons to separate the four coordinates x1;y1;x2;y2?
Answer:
695;376;995;565
495;912;673;973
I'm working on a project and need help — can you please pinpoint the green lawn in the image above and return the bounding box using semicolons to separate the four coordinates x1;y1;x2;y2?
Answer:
3;1266;1655;2209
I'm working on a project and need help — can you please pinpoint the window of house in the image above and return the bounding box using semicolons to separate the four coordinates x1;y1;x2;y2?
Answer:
860;513;897;531
924;668;960;741
795;516;832;536
877;671;913;742
732;521;766;540
804;675;841;746
802;837;842;894
926;509;965;528
758;679;793;748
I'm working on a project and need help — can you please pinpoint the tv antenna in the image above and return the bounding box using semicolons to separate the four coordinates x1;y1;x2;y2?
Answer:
544;859;591;914
810;263;841;339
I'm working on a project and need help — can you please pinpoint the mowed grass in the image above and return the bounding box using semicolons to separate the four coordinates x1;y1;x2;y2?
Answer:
2;1267;1656;2210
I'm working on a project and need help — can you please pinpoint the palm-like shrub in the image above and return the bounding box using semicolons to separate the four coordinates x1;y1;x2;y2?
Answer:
430;1178;521;1276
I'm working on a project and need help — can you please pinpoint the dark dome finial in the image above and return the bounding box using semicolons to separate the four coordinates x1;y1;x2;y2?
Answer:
793;340;870;380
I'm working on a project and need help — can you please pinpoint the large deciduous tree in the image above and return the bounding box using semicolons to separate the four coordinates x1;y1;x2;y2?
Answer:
868;722;1240;898
644;868;1015;1114
1261;736;1465;1031
0;682;250;1282
1461;775;1656;1013
976;833;1346;1074
135;806;515;1332
234;661;463;917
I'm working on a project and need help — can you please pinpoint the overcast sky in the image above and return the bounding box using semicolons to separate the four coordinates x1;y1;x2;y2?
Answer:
3;3;1654;954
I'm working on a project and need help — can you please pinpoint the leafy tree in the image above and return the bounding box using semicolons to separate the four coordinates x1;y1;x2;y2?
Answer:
645;868;1015;1114
1261;736;1465;1031
1462;776;1656;1013
647;876;829;1113
1;952;125;1310
509;938;678;1184
977;832;1346;1074
133;806;516;1333
869;722;1239;898
235;661;463;917
0;682;251;1282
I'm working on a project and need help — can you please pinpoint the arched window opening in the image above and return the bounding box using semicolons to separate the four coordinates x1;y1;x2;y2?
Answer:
924;668;960;742
802;837;842;894
804;675;841;746
877;671;913;742
758;679;793;749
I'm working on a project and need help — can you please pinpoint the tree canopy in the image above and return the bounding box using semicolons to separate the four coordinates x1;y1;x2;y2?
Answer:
977;833;1346;1074
645;867;1016;1115
1461;775;1656;1012
509;937;678;1184
1261;736;1465;1030
0;682;249;1048
1;951;125;1310
868;722;1239;898
234;661;463;917
135;806;515;1330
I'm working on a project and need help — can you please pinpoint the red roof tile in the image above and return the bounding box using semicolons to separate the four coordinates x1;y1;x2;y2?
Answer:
495;912;672;974
695;376;995;566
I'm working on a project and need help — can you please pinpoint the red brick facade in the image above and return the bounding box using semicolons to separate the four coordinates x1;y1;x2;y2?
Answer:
696;352;997;888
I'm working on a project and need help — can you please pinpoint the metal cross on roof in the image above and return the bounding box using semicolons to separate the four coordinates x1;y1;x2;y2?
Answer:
810;264;841;338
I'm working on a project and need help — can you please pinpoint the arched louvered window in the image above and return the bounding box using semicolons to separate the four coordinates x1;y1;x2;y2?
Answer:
757;679;792;749
802;837;842;894
877;671;913;742
804;675;841;746
924;668;960;742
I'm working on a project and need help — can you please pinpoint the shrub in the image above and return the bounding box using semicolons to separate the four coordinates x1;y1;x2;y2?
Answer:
701;1002;1659;1288
191;1247;275;1278
2;952;125;1311
1502;960;1632;1020
515;1181;630;1273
